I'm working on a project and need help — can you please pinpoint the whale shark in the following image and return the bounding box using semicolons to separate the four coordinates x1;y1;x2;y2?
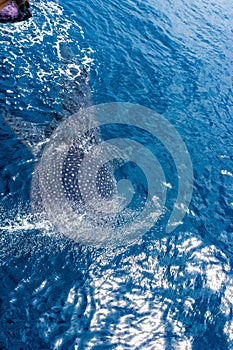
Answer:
3;42;121;246
2;19;193;247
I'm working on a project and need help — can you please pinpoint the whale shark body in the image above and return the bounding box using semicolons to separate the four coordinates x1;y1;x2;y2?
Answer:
3;43;121;246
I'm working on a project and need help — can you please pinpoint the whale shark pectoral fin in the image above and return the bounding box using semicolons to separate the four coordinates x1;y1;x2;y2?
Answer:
4;112;48;158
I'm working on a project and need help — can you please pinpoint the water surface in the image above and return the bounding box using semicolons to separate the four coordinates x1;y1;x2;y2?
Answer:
0;0;233;348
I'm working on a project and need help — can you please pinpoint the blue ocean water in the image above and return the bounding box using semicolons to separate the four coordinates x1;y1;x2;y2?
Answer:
0;0;233;348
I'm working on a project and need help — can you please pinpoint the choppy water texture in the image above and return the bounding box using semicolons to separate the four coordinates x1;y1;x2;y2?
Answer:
0;0;233;348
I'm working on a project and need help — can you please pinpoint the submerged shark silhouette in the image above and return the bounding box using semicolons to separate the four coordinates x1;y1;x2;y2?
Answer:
3;41;120;248
4;41;109;210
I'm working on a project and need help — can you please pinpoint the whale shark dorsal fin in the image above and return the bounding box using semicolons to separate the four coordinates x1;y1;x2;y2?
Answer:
4;112;49;158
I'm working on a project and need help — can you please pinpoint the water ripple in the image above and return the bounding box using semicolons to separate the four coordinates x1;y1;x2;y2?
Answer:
0;0;233;348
